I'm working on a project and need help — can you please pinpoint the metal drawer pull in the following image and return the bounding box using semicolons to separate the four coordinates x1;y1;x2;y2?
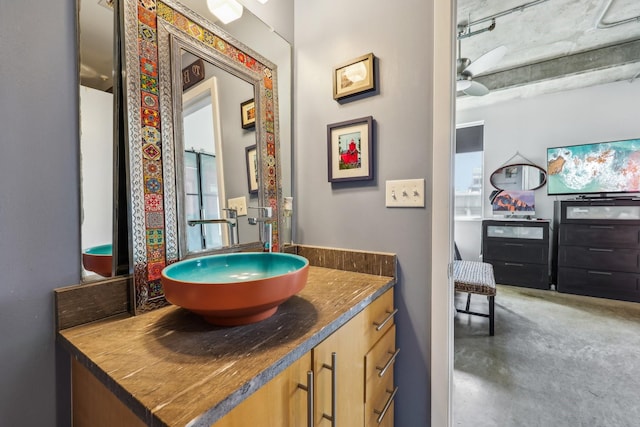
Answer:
589;225;614;229
504;262;524;267
373;308;398;331
321;352;337;426
504;243;524;247
374;387;398;424
298;371;314;427
588;248;613;252
376;348;400;378
587;270;613;276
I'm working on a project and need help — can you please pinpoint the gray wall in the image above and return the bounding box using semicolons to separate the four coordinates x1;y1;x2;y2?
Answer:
456;79;640;258
294;0;435;425
239;0;294;44
0;0;79;425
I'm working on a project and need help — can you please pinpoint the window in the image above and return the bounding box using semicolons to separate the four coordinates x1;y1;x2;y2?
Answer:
455;123;484;219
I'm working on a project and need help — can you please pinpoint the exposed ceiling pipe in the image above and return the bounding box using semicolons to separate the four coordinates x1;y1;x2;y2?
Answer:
458;19;496;40
457;0;550;40
595;0;640;29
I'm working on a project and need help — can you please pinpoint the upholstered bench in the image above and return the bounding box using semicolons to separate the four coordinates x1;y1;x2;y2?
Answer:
453;260;496;336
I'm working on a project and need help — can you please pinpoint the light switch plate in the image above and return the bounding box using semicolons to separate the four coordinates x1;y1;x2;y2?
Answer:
385;179;425;207
228;196;247;216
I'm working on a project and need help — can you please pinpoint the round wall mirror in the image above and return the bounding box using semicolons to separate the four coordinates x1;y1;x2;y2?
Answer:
489;163;547;191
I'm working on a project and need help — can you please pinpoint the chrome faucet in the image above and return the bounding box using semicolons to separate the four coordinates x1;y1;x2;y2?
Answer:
188;207;239;246
221;208;239;246
248;206;273;252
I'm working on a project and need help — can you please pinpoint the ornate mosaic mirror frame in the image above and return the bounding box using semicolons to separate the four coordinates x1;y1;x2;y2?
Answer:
123;0;282;313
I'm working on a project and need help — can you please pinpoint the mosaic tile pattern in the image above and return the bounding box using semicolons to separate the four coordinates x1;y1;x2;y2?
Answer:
127;0;282;313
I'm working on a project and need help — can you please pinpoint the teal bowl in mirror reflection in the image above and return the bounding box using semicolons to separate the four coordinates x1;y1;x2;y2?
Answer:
161;252;310;326
82;243;113;278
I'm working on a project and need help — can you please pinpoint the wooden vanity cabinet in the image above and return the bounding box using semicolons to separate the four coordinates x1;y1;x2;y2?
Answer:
217;288;397;427
72;289;397;427
213;353;312;427
313;288;397;426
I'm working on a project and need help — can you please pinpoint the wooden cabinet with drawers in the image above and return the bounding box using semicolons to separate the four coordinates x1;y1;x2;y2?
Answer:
73;288;398;427
482;219;551;289
555;199;640;302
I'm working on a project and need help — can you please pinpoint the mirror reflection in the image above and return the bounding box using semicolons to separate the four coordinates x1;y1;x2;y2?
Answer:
78;0;114;280
78;0;293;281
489;163;547;191
177;50;259;256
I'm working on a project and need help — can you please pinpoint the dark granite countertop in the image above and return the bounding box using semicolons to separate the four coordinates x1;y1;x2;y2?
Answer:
58;266;395;426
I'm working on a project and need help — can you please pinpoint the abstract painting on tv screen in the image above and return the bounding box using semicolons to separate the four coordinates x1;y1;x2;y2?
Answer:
547;138;640;195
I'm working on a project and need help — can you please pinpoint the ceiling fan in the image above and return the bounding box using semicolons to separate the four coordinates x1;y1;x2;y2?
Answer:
456;31;507;96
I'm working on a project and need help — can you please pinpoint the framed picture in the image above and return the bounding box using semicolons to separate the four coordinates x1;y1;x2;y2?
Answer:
240;98;256;129
245;145;259;194
327;116;374;182
333;53;375;100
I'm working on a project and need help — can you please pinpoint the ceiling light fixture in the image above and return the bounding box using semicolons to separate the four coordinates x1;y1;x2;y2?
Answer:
207;0;244;24
256;0;269;4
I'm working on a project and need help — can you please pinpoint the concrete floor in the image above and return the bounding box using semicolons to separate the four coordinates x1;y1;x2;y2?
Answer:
454;285;640;427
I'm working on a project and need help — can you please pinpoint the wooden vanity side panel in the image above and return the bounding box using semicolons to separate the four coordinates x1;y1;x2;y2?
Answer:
72;359;146;427
213;352;312;427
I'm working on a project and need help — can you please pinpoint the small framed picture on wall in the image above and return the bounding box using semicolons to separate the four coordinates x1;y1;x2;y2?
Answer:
240;98;256;129
333;53;376;100
327;116;374;182
245;145;259;194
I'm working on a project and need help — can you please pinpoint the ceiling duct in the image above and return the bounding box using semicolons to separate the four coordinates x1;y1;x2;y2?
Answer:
595;0;640;29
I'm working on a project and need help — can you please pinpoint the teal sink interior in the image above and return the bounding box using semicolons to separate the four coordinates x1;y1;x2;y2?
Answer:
161;252;310;325
82;243;113;277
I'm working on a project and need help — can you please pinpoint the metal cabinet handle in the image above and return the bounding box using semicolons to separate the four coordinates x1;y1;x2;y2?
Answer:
588;248;614;252
504;243;524;247
374;387;398;424
376;348;400;378
587;270;613;276
373;308;398;331
504;262;524;267
298;371;314;427
321;352;337;426
589;225;614;229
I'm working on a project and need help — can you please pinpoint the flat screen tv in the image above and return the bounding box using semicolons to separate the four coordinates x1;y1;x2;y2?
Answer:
491;190;535;217
547;138;640;196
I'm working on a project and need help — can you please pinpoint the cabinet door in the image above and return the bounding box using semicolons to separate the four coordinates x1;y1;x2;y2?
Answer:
313;307;366;427
72;359;146;427
214;352;312;427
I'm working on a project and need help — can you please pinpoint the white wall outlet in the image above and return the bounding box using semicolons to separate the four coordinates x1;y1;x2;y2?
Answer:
385;179;425;207
228;196;248;216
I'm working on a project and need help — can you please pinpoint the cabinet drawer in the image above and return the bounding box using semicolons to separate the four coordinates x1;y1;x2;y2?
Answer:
365;325;396;403
483;241;547;264
557;267;640;302
486;260;549;289
558;246;640;272
365;366;395;427
559;224;640;248
362;289;395;349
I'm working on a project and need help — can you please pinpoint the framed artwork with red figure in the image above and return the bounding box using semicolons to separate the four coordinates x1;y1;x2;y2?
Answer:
327;116;374;182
